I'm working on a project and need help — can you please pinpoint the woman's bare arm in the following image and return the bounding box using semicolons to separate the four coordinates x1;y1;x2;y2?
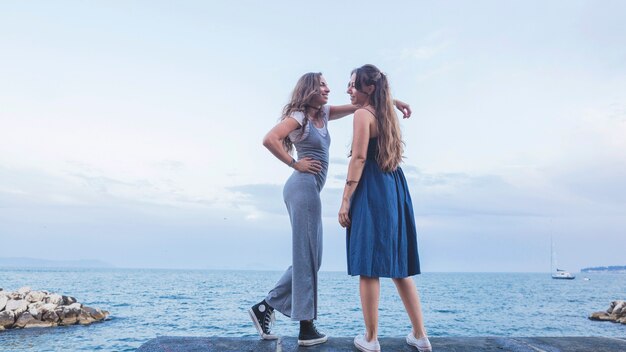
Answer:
328;99;412;121
262;118;322;174
338;109;372;228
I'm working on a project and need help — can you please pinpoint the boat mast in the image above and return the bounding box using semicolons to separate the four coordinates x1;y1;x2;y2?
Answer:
550;234;553;273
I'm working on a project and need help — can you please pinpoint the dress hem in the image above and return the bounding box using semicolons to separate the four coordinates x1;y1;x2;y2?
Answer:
347;271;421;279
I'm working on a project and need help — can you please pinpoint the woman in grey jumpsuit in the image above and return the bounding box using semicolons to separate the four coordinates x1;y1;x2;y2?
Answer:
249;72;411;347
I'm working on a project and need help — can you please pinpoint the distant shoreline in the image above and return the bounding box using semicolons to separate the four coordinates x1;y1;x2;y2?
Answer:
2;258;625;273
581;265;626;273
0;257;114;269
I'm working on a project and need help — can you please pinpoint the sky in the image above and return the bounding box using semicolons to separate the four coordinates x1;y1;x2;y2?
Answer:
1;1;625;272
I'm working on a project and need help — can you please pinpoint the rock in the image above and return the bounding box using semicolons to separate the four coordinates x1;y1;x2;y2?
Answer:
68;302;82;311
14;312;38;328
1;288;108;329
589;311;612;321
0;295;8;311
63;296;78;305
591;301;626;324
610;300;626;315
28;308;42;320
15;310;55;328
41;303;58;313
54;307;65;320
77;310;95;325
42;309;59;323
6;299;29;315
26;291;47;303
46;294;63;305
82;306;109;321
24;320;55;328
17;287;31;295
60;315;78;326
28;302;46;321
28;302;44;310
0;311;15;328
59;305;81;326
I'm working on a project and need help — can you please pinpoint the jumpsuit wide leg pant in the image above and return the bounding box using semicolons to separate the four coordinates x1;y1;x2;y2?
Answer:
265;173;323;321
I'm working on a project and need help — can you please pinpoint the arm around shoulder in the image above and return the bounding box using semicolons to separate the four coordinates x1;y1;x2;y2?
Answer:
329;104;358;121
393;99;412;118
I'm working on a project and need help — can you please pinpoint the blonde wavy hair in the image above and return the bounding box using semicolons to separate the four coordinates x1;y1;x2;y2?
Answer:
280;72;324;154
353;64;404;172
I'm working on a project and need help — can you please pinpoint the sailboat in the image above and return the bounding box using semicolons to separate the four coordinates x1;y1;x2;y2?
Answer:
552;268;576;280
551;236;575;280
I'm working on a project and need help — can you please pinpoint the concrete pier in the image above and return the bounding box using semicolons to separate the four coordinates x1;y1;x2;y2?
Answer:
137;336;626;351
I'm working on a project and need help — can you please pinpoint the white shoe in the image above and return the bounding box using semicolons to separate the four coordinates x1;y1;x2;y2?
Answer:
354;333;381;352
406;332;432;352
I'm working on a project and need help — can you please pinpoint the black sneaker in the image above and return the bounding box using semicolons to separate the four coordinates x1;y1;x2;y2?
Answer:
298;320;328;346
248;300;278;340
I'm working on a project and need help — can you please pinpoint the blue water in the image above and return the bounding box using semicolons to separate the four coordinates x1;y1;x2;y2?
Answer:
1;269;625;351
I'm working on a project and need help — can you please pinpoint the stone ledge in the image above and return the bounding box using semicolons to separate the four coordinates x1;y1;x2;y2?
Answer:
137;336;626;352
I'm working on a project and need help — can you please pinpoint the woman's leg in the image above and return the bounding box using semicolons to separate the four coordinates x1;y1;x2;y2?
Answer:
360;276;380;341
277;175;320;321
392;277;428;338
265;266;293;316
290;187;322;321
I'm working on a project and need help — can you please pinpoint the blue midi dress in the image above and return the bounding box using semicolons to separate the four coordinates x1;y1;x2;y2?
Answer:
346;138;421;278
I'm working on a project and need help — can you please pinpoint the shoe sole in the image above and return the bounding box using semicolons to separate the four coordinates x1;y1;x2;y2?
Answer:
354;340;380;352
297;335;328;346
248;308;278;340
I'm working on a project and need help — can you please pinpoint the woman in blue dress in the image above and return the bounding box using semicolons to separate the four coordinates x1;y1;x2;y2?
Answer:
250;72;412;347
338;64;432;352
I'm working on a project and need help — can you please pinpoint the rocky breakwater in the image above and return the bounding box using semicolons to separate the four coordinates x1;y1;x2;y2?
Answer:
589;300;626;324
0;286;109;330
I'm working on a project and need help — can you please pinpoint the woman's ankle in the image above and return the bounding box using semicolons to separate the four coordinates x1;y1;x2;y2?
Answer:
412;328;428;339
365;330;378;341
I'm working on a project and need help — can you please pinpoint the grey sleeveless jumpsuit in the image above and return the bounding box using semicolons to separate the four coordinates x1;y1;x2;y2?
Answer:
265;106;330;321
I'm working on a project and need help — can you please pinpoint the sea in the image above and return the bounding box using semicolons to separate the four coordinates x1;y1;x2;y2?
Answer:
0;269;625;351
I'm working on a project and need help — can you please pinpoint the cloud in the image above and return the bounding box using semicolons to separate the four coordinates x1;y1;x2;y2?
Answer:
365;165;541;217
230;167;551;221
227;183;286;216
227;182;347;219
70;172;153;194
329;157;349;165
0;164;227;213
549;162;626;208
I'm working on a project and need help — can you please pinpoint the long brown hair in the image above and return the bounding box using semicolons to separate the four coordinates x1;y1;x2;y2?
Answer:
353;64;404;171
280;72;324;153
